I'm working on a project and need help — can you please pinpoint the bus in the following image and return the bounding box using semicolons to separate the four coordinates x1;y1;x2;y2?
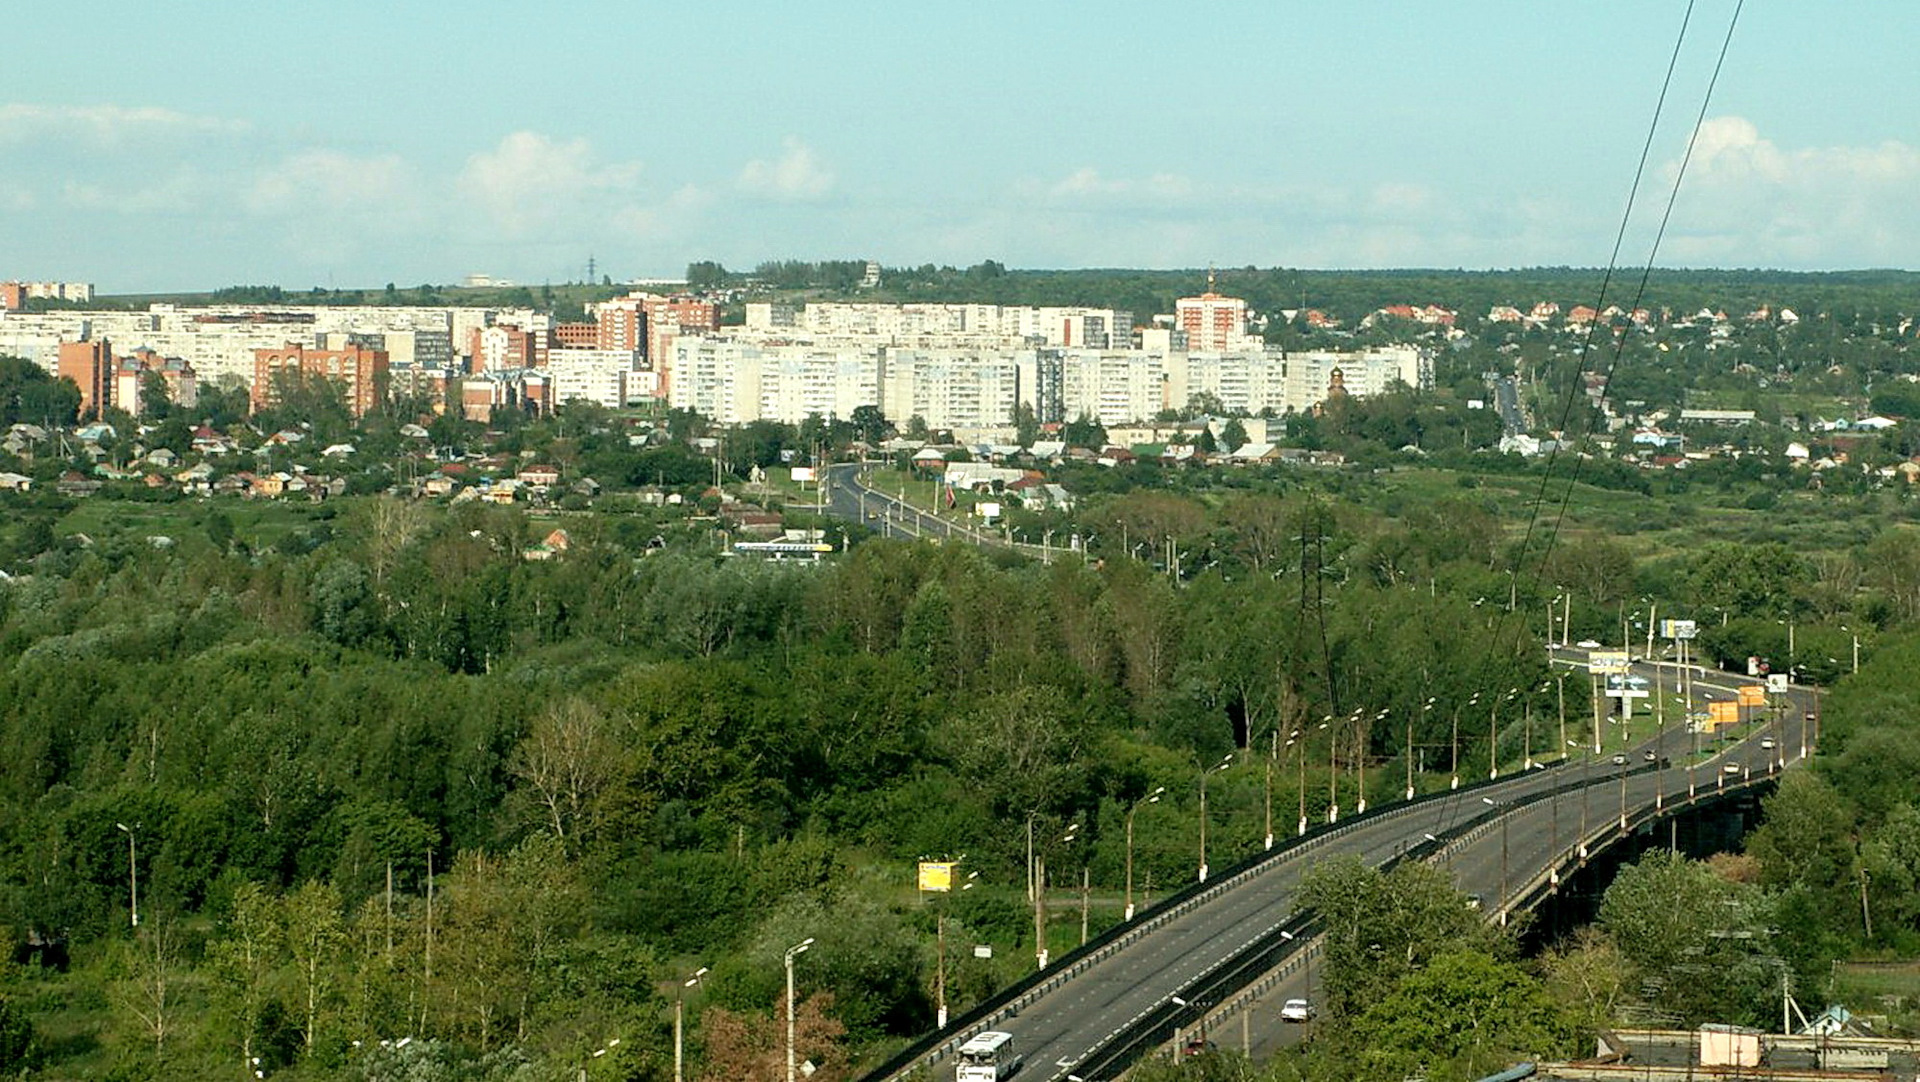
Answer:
955;1030;1023;1081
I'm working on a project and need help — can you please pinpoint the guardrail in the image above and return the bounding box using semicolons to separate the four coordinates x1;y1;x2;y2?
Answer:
856;760;1577;1082
1082;761;1675;1081
1107;757;1789;1080
1504;760;1784;915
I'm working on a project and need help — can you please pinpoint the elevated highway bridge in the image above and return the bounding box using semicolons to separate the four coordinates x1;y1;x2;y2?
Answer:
851;657;1809;1082
817;462;1814;1082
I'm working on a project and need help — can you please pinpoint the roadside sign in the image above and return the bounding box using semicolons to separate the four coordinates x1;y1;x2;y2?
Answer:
1766;673;1789;693
917;861;956;892
1708;701;1740;726
1588;650;1631;676
1605;674;1651;699
1661;619;1697;640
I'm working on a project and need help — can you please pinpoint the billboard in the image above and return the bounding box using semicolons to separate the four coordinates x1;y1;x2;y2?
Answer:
1766;673;1789;693
1708;701;1741;726
791;466;817;483
1661;619;1698;640
917;861;956;892
1606;674;1651;699
1737;685;1767;707
1588;650;1631;676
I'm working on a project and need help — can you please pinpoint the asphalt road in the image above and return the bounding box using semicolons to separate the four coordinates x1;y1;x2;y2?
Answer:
1234;671;1811;1065
814;482;1816;1082
917;660;1801;1082
822;463;998;547
907;676;1783;1082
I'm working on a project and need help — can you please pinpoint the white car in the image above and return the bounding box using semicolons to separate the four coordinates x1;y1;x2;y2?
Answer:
1723;762;1743;775
1576;639;1602;649
1280;998;1315;1023
1760;738;1775;749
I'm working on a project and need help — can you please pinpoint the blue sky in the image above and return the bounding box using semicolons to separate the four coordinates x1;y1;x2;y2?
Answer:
2;1;1915;292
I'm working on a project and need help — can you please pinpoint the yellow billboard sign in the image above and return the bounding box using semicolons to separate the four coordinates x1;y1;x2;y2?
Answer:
1708;701;1740;726
917;861;956;892
1737;685;1766;707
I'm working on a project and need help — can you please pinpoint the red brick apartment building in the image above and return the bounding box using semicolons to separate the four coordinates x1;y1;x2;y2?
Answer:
252;342;390;417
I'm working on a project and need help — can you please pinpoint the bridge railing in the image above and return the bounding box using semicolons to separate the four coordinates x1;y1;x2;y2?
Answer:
1503;760;1784;915
1099;761;1674;1081
856;760;1579;1082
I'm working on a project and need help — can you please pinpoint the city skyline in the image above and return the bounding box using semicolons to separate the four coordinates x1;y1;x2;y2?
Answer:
4;0;1916;292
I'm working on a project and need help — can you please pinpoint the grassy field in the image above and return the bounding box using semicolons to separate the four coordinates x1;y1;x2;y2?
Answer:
52;496;336;554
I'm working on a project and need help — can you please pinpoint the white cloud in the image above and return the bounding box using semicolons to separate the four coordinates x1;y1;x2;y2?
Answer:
609;183;716;242
61;172;210;215
246;149;418;215
458;131;644;237
1663;116;1920;266
738;137;834;201
0;103;246;145
1368;182;1435;216
1042;168;1196;203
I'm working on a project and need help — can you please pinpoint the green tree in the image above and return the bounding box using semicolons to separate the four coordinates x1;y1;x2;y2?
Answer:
208;881;282;1076
1685;541;1809;622
848;404;890;446
0;994;34;1074
1062;413;1107;450
1598;851;1780;1025
1013;402;1040;448
1342;950;1579;1082
1297;856;1504;1021
138;370;173;420
1746;772;1861;937
1219;417;1248;453
282;881;346;1058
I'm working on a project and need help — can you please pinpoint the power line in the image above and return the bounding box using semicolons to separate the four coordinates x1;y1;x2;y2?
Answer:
1482;0;1746;729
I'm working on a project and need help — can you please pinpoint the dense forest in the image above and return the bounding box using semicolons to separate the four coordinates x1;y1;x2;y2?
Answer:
4;448;1920;1080
7;263;1920;1079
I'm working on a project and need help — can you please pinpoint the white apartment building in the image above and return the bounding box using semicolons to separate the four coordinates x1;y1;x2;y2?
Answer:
1058;350;1173;427
757;348;882;425
545;348;640;409
1284;346;1427;406
1172;351;1286;416
880;348;1021;431
669;337;1024;430
19;282;94;303
0;304;481;390
755;302;1133;349
667;339;883;426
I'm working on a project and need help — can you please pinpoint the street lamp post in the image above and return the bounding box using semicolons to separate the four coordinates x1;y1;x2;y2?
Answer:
1358;708;1386;814
1125;788;1166;920
1198;755;1232;882
1327;715;1342;823
1556;671;1568;762
115;822;137;929
1453;694;1476;790
1263;730;1279;850
933;871;977;1029
1410;698;1434;800
675;966;709;1082
1489;688;1517;781
1033;822;1078;969
1295;731;1308;836
784;938;814;1082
